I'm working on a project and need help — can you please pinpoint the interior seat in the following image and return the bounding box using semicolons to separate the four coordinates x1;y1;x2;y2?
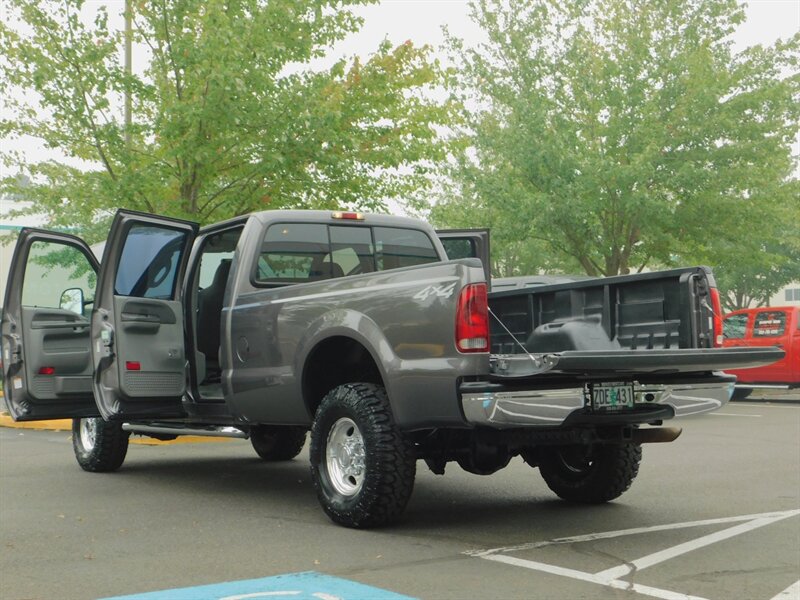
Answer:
197;259;232;379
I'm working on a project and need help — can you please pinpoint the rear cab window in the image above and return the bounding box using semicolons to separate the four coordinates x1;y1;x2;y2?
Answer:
723;314;749;340
253;222;439;286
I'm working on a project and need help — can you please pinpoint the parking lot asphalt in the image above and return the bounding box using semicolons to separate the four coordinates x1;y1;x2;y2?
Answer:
1;400;799;600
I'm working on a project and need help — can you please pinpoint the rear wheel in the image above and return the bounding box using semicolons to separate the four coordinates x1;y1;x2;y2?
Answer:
250;425;307;461
731;388;752;400
310;383;416;528
537;443;642;503
72;418;130;472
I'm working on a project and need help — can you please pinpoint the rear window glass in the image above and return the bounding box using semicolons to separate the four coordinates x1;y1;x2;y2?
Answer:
254;223;441;285
373;227;438;271
723;314;748;340
256;223;328;283
330;226;375;276
752;311;787;337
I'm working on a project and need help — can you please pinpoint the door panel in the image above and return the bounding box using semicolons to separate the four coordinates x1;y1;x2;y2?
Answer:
91;210;198;420
1;230;100;420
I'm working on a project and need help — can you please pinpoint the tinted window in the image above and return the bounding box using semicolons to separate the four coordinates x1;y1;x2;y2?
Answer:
256;223;328;283
115;225;187;299
22;241;96;314
440;238;476;260
373;227;438;271
723;314;748;340
330;226;375;276
197;227;243;288
752;311;787;337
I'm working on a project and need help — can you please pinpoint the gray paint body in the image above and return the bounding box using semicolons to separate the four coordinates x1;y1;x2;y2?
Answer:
2;210;783;429
216;211;486;430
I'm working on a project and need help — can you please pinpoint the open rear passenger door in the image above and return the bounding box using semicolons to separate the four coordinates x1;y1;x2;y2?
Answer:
91;211;198;420
436;229;491;287
2;230;101;420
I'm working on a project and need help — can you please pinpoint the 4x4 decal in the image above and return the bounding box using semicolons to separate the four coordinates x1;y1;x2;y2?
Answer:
413;282;457;301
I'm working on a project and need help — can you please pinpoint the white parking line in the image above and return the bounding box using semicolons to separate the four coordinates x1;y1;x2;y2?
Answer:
709;412;762;417
770;580;800;600
735;403;799;410
469;509;800;600
468;510;798;555
594;511;798;580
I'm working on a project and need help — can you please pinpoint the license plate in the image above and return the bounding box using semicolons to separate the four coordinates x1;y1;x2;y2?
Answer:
591;383;635;411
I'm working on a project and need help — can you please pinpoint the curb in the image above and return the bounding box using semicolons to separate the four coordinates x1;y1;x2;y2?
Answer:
0;412;70;431
0;412;232;445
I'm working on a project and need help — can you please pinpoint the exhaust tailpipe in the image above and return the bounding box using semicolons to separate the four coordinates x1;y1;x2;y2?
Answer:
632;427;682;444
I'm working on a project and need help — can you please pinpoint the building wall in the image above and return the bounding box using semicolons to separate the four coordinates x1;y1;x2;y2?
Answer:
771;282;800;307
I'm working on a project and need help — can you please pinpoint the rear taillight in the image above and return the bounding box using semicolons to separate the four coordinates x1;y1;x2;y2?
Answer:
456;283;489;353
710;287;723;347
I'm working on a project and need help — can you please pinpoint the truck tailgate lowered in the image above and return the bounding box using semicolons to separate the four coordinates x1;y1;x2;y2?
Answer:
489;347;785;380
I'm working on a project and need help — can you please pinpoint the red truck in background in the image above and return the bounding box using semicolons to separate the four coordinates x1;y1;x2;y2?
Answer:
723;306;800;399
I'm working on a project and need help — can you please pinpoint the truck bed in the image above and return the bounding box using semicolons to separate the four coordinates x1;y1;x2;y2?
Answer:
487;267;784;379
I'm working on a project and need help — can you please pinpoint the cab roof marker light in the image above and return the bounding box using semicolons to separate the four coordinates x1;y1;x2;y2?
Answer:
331;211;364;221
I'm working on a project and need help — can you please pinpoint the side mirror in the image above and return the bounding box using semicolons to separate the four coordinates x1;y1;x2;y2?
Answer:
60;288;84;315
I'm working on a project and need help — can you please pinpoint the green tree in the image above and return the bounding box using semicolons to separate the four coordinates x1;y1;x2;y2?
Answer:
0;0;451;238
432;0;799;280
709;194;800;310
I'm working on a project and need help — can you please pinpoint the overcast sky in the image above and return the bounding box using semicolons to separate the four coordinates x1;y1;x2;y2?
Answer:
0;0;797;207
330;0;798;61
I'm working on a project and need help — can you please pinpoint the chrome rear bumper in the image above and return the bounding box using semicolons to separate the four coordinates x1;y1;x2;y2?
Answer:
461;379;734;428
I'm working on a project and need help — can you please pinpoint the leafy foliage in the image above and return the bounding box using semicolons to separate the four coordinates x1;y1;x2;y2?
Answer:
432;0;799;293
0;0;452;238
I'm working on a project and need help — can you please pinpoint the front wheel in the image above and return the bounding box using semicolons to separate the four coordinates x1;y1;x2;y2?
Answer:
537;443;642;503
250;425;307;461
310;383;416;528
72;418;130;472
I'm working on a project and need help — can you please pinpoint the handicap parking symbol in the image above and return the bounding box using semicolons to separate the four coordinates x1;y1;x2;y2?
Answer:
102;571;416;600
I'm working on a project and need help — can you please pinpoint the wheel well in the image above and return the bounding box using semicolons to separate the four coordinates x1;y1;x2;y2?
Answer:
302;336;383;418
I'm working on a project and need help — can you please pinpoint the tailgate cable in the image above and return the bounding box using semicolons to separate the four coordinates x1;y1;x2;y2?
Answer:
488;307;549;370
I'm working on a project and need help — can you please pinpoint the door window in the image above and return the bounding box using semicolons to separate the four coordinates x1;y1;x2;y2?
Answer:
440;237;476;260
22;241;96;315
722;314;748;340
752;311;787;337
114;225;187;299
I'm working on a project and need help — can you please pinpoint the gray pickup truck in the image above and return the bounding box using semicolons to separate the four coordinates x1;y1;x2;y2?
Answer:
1;209;781;527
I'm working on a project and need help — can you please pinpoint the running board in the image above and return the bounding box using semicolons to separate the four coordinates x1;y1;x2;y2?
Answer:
735;384;790;389
122;423;248;439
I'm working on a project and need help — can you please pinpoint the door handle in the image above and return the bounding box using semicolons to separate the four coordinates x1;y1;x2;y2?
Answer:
121;313;160;323
30;320;89;330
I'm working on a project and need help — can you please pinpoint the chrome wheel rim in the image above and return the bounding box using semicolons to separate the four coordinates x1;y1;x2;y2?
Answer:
79;418;99;451
325;417;366;496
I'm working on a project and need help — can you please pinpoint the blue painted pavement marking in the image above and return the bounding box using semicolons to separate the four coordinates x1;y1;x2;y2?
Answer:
101;571;416;600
